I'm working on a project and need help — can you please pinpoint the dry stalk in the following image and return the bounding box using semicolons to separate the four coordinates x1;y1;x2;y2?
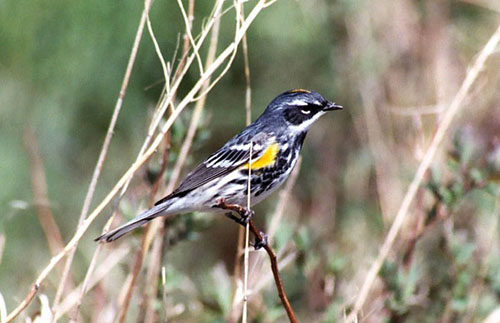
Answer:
176;0;203;75
248;221;297;323
22;128;65;258
241;141;254;323
347;23;500;322
5;1;277;321
232;1;253;307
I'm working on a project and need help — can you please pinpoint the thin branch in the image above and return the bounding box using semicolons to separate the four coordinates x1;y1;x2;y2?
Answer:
215;201;298;323
146;7;170;92
5;284;39;322
347;23;500;322
177;0;204;75
249;220;297;323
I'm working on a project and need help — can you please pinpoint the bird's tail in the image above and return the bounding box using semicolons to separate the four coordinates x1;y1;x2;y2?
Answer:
95;201;172;243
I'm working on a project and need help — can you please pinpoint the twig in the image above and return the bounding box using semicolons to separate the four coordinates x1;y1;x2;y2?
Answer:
250;220;297;323
347;23;500;322
176;0;204;75
215;201;298;323
5;284;39;322
5;2;276;321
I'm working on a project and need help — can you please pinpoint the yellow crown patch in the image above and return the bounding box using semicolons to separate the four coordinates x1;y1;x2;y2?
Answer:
289;89;311;94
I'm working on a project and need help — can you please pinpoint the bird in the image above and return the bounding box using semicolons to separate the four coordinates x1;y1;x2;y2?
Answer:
96;89;342;243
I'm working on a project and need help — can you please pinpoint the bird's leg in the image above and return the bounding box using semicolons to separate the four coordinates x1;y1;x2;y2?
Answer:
214;199;254;225
252;231;268;250
214;199;268;250
224;212;247;226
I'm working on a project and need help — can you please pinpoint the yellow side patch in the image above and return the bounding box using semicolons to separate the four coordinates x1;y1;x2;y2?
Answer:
243;143;279;170
289;89;311;94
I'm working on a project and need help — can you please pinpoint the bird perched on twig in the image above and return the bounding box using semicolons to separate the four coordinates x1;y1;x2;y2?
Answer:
96;89;342;243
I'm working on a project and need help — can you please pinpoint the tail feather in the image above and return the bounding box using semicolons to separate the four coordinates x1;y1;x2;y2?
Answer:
95;202;171;243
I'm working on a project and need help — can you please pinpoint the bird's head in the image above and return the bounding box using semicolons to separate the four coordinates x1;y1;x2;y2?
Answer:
260;89;343;132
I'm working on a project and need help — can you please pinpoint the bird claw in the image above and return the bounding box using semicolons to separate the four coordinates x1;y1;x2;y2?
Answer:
216;199;254;227
224;209;254;227
253;232;268;250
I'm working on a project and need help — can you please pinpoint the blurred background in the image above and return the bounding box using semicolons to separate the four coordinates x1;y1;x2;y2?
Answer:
1;0;500;322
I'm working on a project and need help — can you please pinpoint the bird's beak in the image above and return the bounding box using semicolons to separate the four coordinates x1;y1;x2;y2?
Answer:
323;102;343;111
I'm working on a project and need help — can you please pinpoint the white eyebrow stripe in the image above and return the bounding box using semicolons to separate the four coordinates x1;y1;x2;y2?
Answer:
289;99;309;106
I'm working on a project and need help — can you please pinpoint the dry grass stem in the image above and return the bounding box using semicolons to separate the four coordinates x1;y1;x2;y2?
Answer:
232;0;253;301
23;128;65;258
347;23;500;322
241;141;254;323
177;0;204;75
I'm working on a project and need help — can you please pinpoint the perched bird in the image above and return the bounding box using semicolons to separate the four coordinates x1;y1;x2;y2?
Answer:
96;89;342;242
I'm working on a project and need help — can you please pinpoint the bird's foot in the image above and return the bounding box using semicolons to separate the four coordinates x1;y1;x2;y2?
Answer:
215;199;254;226
253;231;268;250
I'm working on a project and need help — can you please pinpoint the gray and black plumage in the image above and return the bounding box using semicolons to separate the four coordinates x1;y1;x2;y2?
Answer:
96;89;342;242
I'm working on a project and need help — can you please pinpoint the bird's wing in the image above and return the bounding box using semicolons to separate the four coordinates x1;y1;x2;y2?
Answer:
155;132;274;205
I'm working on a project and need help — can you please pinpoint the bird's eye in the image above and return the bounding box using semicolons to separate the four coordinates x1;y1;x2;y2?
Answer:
301;109;311;115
